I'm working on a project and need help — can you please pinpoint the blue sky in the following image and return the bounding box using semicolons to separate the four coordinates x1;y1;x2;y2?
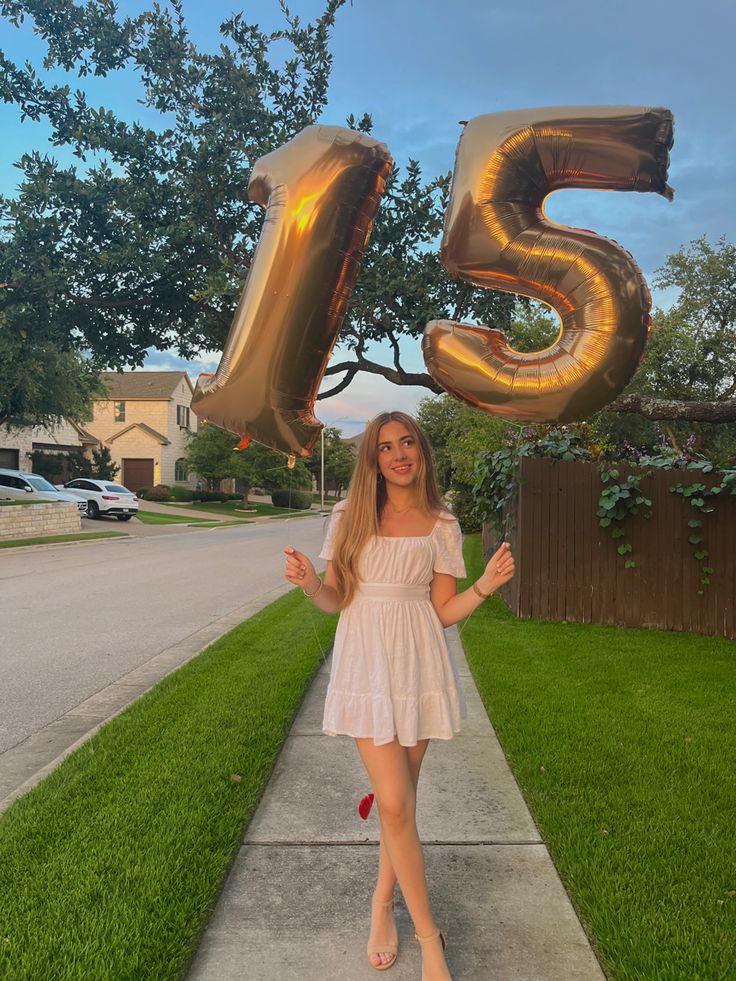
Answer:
2;0;734;436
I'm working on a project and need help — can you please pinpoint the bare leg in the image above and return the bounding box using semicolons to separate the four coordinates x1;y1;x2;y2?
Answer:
368;740;429;968
356;737;450;980
374;738;429;898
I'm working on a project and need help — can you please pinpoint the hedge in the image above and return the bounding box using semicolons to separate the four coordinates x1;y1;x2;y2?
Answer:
271;489;312;510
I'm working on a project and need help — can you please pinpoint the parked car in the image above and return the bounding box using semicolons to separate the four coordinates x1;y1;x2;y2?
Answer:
62;478;139;520
0;469;88;515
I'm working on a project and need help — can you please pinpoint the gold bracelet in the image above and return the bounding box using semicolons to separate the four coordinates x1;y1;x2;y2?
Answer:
472;581;492;600
303;578;323;599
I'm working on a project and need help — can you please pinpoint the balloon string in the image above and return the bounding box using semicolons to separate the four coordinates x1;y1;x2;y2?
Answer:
304;573;330;666
458;610;475;638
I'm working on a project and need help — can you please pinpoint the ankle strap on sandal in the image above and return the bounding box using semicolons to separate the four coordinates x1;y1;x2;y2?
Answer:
414;927;445;949
372;895;395;910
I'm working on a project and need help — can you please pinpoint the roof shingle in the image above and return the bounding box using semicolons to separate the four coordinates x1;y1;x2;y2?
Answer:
100;371;193;400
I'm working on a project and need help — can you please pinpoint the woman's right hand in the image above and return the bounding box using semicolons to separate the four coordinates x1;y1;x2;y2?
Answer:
283;545;318;592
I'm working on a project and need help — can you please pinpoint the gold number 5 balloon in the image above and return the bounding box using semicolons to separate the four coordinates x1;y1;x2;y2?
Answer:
191;125;392;457
423;105;674;422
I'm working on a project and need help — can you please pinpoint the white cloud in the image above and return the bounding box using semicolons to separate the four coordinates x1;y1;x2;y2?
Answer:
318;372;431;437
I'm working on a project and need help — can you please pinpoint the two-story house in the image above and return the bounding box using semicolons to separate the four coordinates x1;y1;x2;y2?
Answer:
84;371;199;490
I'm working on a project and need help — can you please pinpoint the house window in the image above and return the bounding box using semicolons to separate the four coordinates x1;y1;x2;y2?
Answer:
177;405;190;429
114;401;126;422
174;458;188;482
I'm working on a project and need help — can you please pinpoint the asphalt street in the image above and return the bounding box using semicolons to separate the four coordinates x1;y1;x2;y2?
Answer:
0;516;327;755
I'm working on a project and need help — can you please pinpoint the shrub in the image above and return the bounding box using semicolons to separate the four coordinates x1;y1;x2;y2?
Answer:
29;450;68;483
192;490;231;502
449;486;481;534
136;486;150;499
227;493;244;501
90;446;119;480
271;489;313;510
170;486;195;502
146;484;172;502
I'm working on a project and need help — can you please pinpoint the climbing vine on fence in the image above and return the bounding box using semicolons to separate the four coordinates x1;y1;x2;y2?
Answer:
471;429;589;542
669;467;736;594
470;427;736;594
597;466;652;569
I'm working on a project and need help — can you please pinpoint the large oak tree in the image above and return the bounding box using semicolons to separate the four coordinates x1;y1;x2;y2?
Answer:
1;1;733;433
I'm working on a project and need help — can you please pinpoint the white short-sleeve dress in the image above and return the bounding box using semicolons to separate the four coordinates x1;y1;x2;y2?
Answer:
319;500;468;747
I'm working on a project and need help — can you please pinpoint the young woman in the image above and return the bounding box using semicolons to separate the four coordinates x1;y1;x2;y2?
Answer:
284;411;515;980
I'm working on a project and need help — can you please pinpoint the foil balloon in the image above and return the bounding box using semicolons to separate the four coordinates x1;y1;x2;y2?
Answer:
192;126;392;456
422;106;675;423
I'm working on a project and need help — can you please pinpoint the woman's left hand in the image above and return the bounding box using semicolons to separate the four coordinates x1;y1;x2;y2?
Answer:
479;542;516;595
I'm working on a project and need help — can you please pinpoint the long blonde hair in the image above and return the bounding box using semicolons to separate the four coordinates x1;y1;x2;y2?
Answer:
331;411;449;606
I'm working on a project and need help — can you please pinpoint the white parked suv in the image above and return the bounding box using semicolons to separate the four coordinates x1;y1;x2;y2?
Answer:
62;478;139;521
0;469;88;515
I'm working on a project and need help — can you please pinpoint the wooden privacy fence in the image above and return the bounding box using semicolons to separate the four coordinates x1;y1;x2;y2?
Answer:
485;456;736;640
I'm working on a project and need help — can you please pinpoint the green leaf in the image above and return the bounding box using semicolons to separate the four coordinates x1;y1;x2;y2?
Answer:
688;535;703;545
624;559;636;569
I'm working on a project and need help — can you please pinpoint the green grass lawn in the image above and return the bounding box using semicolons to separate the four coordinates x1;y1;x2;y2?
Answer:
0;531;127;548
460;535;736;980
135;511;251;527
0;587;337;980
158;500;320;518
135;510;210;524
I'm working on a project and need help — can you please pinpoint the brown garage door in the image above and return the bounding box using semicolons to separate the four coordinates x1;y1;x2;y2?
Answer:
122;458;154;491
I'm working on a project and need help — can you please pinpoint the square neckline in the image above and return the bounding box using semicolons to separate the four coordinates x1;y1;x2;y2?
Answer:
376;517;442;540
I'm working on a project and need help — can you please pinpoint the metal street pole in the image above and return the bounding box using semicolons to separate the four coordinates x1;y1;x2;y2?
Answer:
320;426;325;514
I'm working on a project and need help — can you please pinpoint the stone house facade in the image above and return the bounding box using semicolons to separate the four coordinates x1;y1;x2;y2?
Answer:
0;419;100;475
84;371;199;490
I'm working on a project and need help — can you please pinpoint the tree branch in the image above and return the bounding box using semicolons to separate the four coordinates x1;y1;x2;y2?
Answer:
386;327;403;373
316;364;359;399
608;393;736;423
320;353;736;420
201;302;233;328
321;356;442;394
65;293;158;308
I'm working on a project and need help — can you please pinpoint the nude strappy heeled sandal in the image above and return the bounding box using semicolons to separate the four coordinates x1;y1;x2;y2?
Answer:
415;926;447;974
367;895;398;971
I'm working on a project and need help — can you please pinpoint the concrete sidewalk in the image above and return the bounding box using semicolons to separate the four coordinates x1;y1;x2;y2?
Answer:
187;629;605;981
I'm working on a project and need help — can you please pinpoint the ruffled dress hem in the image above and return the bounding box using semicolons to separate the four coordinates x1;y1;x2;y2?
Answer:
322;686;467;747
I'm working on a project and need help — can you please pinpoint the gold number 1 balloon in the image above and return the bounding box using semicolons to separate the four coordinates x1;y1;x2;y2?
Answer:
422;106;674;422
191;126;392;456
